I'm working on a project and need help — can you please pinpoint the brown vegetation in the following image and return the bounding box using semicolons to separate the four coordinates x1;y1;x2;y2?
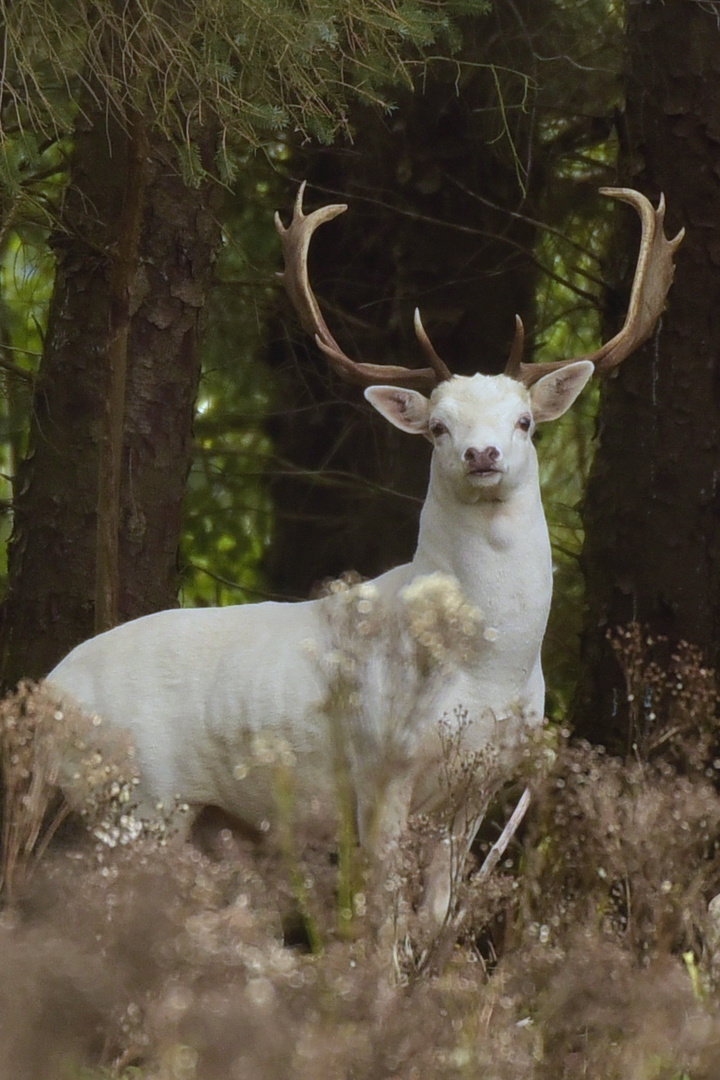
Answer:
2;626;720;1078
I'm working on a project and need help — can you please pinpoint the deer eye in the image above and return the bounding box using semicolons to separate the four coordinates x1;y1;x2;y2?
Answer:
517;414;532;433
430;420;449;438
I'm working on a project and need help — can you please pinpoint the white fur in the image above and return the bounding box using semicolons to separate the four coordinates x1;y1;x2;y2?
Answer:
47;362;593;916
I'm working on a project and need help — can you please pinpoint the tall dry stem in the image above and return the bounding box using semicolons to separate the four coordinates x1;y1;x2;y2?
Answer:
0;682;72;902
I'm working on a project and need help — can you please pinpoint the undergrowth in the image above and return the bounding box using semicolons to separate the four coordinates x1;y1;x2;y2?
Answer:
2;623;720;1077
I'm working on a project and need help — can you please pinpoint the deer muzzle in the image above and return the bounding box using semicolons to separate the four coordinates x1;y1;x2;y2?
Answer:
464;445;502;475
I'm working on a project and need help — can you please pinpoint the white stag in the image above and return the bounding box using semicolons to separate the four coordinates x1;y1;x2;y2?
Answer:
47;185;682;917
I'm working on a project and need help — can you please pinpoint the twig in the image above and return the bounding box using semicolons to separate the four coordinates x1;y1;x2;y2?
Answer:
0;355;35;384
475;785;531;885
415;786;531;977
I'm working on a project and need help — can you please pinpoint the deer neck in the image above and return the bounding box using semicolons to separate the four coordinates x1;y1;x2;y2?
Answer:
410;461;551;612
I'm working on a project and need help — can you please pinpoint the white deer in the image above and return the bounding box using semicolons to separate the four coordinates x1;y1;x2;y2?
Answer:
46;185;682;920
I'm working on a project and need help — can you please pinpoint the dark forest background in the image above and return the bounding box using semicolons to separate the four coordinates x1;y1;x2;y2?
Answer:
0;0;715;751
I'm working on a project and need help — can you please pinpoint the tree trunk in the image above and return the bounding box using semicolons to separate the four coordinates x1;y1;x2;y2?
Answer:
0;114;220;689
575;0;720;751
96;114;149;633
117;138;220;623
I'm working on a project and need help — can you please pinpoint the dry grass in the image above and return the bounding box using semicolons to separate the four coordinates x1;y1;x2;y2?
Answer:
0;680;144;904
2;624;720;1077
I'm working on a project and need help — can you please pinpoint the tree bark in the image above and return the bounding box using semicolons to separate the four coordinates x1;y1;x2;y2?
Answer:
96;115;149;633
117;138;220;623
575;0;720;751
0;115;220;689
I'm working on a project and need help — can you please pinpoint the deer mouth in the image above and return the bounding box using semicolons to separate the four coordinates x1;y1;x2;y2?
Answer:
466;465;502;479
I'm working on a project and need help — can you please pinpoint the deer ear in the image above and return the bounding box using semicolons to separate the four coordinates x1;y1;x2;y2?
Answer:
364;386;431;435
529;360;594;423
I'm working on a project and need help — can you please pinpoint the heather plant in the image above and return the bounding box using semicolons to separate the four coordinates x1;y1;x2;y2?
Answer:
608;622;719;772
518;739;720;959
315;572;484;826
312;572;497;948
4;623;720;1076
0;680;144;902
0;681;73;901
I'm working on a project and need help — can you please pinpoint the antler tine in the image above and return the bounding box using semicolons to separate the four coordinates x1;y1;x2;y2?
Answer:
508;188;685;387
274;181;347;350
590;188;685;373
276;183;447;390
503;314;526;378
413;308;453;382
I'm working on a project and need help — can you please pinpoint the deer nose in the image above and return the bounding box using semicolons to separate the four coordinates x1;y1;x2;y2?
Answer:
464;445;501;470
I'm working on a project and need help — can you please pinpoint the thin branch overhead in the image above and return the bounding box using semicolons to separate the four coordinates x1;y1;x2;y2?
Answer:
0;0;492;173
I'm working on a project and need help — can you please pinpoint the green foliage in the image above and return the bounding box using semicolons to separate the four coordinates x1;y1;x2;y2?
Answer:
446;0;491;15
0;119;68;598
533;151;621;713
0;0;487;164
0;231;51;377
0;227;54;594
180;160;283;606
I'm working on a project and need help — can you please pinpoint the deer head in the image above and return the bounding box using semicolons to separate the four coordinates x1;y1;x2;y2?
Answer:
363;366;594;503
275;184;683;501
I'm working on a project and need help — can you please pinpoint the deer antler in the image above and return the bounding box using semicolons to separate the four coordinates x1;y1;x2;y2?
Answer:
505;188;685;386
275;182;452;389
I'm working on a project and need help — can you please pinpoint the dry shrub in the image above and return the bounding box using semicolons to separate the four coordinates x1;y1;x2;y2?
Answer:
609;622;719;771
313;571;526;959
0;838;496;1080
0;678;146;907
3;624;720;1077
1;681;72;900
0;680;141;902
520;931;720;1080
519;743;720;956
480;625;720;1078
488;739;720;1078
393;714;534;978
